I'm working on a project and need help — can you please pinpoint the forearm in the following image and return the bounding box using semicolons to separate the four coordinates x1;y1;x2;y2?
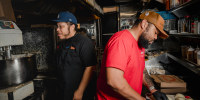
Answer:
107;67;145;100
143;68;157;93
109;78;145;100
77;66;95;93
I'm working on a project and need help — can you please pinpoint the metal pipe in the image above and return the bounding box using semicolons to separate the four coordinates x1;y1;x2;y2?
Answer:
4;46;12;59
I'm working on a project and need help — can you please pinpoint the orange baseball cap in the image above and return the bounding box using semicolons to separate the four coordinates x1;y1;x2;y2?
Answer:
139;11;169;39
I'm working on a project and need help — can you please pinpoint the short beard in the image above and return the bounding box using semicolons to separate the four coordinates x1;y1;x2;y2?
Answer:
138;33;149;49
138;23;153;49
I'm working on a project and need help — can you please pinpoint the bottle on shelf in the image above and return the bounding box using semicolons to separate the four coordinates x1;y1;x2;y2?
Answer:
187;46;194;62
194;46;200;63
178;18;182;33
180;16;190;33
185;16;190;33
194;17;199;34
191;16;195;33
178;17;186;33
181;45;189;59
197;22;200;34
166;0;170;10
178;16;190;34
170;0;180;9
197;50;200;65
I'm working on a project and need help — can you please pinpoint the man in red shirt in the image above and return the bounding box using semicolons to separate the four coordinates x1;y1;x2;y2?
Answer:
96;11;169;100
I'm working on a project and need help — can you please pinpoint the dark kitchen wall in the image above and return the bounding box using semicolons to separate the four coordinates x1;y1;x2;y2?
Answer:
145;36;181;54
102;12;119;48
12;27;56;72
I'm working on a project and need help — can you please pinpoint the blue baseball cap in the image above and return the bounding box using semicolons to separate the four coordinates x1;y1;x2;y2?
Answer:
53;11;77;24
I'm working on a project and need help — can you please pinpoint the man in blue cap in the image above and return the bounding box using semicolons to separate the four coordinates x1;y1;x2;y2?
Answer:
53;11;97;100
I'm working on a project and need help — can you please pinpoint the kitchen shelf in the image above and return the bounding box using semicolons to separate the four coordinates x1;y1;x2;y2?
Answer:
102;33;114;35
167;53;200;76
169;33;200;38
77;0;103;17
170;0;200;17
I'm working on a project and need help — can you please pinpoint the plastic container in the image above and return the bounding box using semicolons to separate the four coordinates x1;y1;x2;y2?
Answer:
194;46;200;63
170;0;180;9
185;16;190;33
187;46;194;62
194;18;199;34
181;45;188;58
180;16;190;33
197;22;200;34
197;51;200;65
178;18;182;33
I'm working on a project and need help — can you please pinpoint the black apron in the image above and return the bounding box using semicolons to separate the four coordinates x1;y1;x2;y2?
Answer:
56;39;84;100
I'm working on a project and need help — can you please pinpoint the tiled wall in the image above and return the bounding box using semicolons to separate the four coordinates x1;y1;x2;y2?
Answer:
12;27;55;72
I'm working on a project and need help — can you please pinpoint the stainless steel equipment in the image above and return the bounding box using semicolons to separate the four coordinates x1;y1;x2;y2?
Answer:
0;2;38;98
0;20;37;89
0;20;23;60
0;54;37;88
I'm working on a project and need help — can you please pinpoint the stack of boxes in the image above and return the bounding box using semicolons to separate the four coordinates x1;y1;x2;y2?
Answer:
151;75;187;94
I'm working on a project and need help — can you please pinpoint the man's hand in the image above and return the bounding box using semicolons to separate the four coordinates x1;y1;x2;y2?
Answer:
73;90;83;100
152;91;168;100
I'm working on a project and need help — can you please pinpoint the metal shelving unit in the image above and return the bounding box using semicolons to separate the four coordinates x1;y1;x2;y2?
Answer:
170;0;200;17
167;53;200;76
169;33;200;38
77;0;103;17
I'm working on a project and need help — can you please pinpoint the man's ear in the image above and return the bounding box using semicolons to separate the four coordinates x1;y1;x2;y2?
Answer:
70;24;75;30
141;19;148;30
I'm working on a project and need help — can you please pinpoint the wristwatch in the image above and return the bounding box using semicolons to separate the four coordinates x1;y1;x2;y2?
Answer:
149;86;155;91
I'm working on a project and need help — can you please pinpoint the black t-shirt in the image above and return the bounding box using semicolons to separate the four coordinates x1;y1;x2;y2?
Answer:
56;33;97;100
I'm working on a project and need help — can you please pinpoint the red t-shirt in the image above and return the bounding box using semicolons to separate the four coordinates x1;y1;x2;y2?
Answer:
96;30;145;100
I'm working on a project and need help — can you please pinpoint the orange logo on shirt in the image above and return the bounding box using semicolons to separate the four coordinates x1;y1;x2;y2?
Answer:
70;46;75;50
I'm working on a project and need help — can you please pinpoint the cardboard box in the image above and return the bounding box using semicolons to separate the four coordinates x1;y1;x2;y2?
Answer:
160;88;186;94
151;75;187;94
151;75;186;88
